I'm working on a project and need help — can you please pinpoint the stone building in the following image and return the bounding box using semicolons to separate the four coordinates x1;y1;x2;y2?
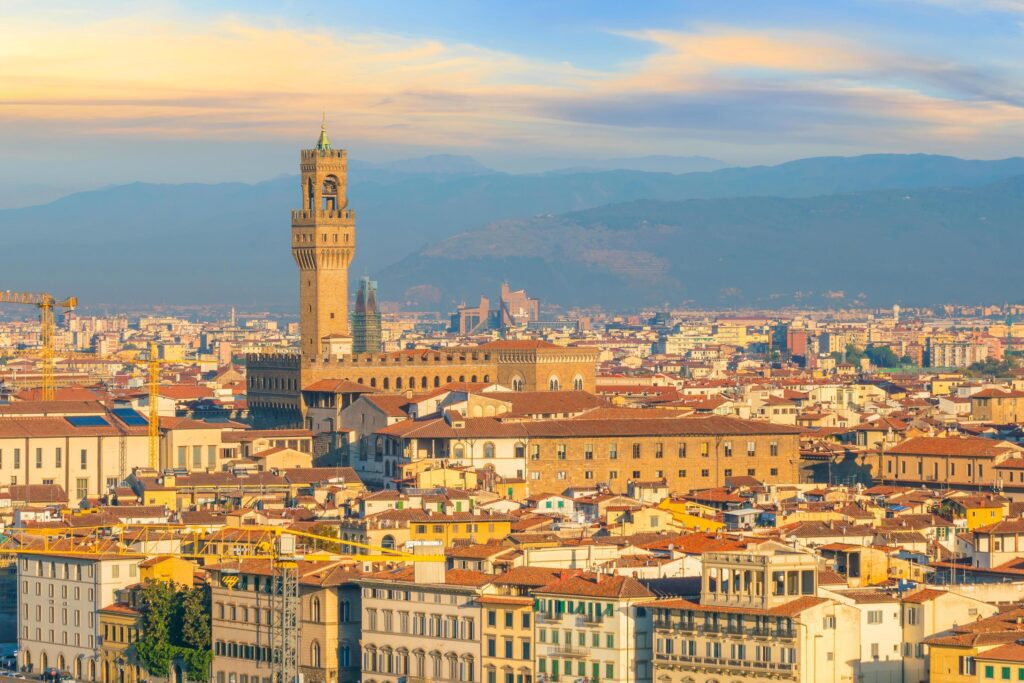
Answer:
358;561;488;683
374;414;802;494
17;542;141;680
246;129;598;428
651;543;860;683
208;560;361;683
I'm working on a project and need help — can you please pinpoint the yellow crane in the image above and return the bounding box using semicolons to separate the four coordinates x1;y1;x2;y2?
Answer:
1;523;443;683
0;291;77;400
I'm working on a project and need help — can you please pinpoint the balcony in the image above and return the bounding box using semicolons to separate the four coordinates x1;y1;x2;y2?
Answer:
578;614;604;626
656;654;797;676
536;612;562;624
547;645;589;658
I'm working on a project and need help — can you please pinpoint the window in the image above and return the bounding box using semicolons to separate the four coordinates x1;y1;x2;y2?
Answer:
632;443;641;459
76;478;88;501
678;469;686;477
530;445;540;460
747;441;756;456
906;607;918;625
678;442;687;457
35;448;42;468
770;468;778;476
770;441;779;456
700;442;709;457
80;449;87;469
724;469;732;477
724;442;733;457
655;443;663;458
584;444;593;460
557;444;566;460
13;449;19;469
177;447;186;468
701;469;710;477
867;610;883;624
609;444;618;459
55;448;62;468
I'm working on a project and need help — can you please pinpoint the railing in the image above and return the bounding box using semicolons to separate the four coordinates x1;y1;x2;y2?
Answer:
547;645;589;658
653;621;794;638
578;614;604;626
655;654;797;673
536;612;562;624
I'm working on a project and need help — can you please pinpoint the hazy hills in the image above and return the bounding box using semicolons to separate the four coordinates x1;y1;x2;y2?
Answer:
3;153;1024;307
384;176;1024;308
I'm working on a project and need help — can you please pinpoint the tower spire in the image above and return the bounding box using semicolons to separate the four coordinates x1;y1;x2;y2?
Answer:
316;113;332;152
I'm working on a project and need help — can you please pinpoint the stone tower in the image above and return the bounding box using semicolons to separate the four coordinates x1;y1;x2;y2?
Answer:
292;120;355;363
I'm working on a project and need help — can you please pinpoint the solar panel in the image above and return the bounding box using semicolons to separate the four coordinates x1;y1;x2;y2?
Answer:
111;408;148;426
66;415;110;427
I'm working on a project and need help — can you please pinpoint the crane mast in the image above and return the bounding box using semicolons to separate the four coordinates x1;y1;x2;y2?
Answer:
0;291;77;400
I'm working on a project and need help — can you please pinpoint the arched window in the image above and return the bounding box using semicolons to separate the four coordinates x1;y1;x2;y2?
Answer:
483;443;495;459
548;376;560;391
454;445;465;460
573;375;584;391
322;176;339;211
311;597;321;623
381;535;395;550
382;377;389;390
471;375;478;383
311;641;321;668
421;377;428;389
396;377;403;390
512;376;524;392
434;376;441;388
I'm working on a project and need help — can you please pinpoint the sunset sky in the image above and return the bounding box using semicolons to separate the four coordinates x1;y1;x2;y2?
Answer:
3;0;1024;204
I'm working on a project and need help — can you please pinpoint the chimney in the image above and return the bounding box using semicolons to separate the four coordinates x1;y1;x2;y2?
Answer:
413;541;446;585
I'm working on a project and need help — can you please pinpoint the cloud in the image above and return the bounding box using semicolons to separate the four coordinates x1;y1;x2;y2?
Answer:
1;7;1024;162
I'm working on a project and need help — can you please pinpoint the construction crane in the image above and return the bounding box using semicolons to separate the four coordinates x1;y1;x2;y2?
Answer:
0;291;77;400
2;523;445;683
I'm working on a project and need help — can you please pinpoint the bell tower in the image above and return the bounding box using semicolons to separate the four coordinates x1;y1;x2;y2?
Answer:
292;119;355;363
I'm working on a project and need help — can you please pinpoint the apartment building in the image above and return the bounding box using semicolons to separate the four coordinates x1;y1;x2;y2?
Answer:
17;543;141;679
899;588;997;683
376;415;802;495
479;567;562;683
876;436;1023;489
0;404;148;505
533;572;656;683
208;559;362;683
825;589;902;683
651;543;859;683
358;562;487;683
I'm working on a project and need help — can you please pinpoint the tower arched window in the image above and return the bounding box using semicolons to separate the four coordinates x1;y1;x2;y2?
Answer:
548;376;560;391
512;376;524;392
322;176;339;211
573;375;584;391
311;641;321;668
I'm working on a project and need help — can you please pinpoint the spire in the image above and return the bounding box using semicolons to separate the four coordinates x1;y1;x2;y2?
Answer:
355;278;367;314
316;112;332;152
366;280;378;314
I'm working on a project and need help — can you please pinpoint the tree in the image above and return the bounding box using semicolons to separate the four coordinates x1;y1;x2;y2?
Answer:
133;581;212;683
865;345;899;368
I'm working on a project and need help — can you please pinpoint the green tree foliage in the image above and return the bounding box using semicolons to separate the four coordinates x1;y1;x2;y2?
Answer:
967;357;1018;377
134;581;212;682
865;346;899;368
831;344;915;369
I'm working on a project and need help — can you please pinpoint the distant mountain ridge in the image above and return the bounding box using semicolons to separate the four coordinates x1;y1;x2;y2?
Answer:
3;153;1024;306
381;174;1024;308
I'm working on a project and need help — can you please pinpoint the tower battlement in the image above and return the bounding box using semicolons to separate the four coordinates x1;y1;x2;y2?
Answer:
291;208;355;223
300;148;346;161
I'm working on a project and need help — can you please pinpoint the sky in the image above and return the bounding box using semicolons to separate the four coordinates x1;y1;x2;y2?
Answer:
3;0;1024;205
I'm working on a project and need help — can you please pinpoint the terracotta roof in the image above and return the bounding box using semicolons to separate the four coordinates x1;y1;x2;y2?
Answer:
901;588;947;604
536;573;655;599
888;435;1018;458
979;643;1024;663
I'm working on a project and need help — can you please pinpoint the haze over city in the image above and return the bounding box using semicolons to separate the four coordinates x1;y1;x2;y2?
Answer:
4;4;1024;683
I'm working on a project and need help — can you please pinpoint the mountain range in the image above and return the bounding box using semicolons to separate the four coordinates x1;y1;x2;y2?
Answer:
3;153;1024;308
